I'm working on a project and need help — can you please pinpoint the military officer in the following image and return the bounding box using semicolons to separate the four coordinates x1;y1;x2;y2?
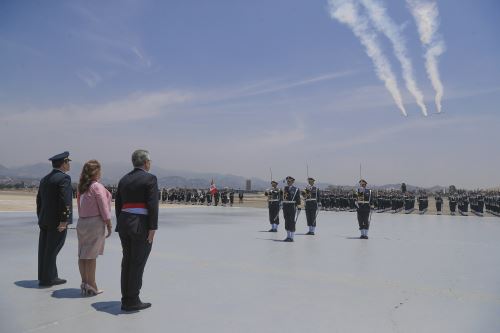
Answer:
435;194;443;215
449;195;457;215
36;151;73;286
264;181;282;232
282;176;301;242
355;179;372;239
303;177;320;235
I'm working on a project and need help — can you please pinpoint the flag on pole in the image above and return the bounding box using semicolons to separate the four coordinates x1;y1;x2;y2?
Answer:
209;178;218;195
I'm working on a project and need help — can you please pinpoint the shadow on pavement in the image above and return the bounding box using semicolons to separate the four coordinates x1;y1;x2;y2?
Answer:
51;288;85;299
14;280;44;289
92;301;138;315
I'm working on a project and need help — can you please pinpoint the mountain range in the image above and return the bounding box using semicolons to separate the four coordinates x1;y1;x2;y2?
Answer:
0;162;447;192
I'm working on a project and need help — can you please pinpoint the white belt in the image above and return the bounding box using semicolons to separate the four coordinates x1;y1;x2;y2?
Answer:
358;201;370;204
268;199;279;202
306;199;317;201
283;201;296;203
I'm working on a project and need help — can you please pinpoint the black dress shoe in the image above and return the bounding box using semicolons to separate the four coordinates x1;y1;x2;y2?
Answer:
283;238;294;242
39;278;66;286
121;302;152;311
51;278;67;285
306;231;315;235
268;228;277;232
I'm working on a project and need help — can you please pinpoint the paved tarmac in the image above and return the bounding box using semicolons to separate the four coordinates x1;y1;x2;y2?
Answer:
1;207;500;333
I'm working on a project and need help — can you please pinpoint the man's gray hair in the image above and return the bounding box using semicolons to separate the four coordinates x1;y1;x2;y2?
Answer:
131;149;150;168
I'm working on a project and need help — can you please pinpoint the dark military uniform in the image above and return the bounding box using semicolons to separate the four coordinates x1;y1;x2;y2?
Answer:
435;195;443;214
36;152;73;286
282;176;301;242
355;180;372;239
264;181;282;232
115;168;159;309
303;178;320;235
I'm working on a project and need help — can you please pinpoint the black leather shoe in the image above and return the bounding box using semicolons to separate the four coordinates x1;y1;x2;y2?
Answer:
268;228;277;232
121;302;152;311
283;238;294;242
306;231;315;235
51;278;67;285
39;278;67;286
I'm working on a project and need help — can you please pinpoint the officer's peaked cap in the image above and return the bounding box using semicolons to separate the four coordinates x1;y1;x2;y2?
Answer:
49;151;71;162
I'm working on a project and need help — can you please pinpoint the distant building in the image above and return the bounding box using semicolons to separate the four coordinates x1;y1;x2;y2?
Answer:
245;179;251;191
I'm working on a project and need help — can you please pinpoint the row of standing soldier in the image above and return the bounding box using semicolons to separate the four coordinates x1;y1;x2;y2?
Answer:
265;177;372;241
158;188;240;206
102;186;244;207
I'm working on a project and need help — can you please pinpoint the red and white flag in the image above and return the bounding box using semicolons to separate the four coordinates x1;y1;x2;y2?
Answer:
209;178;218;195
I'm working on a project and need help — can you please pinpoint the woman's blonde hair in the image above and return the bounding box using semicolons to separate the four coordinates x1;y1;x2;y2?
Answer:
78;160;101;194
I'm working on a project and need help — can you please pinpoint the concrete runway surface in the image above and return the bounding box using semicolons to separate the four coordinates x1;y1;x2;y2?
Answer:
1;207;500;333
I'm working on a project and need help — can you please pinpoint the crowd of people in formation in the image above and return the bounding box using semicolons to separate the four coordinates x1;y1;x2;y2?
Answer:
485;193;500;216
448;191;500;217
158;188;243;206
317;188;500;218
97;186;245;207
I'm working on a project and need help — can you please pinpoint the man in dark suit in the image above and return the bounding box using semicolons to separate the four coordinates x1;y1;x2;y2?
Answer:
37;151;73;286
115;149;158;311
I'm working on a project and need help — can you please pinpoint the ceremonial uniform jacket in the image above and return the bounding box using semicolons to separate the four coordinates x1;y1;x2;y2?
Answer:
265;188;283;204
36;169;73;229
115;168;159;231
283;185;301;206
355;188;372;208
304;185;320;201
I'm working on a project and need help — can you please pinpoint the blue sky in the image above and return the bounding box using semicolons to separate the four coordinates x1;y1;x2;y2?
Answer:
1;0;499;188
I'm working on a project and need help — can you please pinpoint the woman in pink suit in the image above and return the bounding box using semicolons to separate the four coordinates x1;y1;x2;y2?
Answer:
77;160;112;296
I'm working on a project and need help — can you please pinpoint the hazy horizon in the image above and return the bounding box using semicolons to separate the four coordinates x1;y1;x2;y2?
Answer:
1;1;499;189
0;159;494;190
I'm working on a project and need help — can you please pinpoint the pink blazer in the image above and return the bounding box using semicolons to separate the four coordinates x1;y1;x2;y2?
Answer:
77;181;112;222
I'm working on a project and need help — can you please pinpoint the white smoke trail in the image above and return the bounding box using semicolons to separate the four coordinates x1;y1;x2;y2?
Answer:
328;0;407;116
407;0;445;113
360;0;428;116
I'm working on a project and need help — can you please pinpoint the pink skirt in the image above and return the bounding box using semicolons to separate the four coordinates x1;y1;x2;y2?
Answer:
77;216;105;259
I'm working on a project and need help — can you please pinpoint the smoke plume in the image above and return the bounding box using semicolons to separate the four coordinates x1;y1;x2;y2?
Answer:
407;0;445;113
360;0;428;116
328;0;407;116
